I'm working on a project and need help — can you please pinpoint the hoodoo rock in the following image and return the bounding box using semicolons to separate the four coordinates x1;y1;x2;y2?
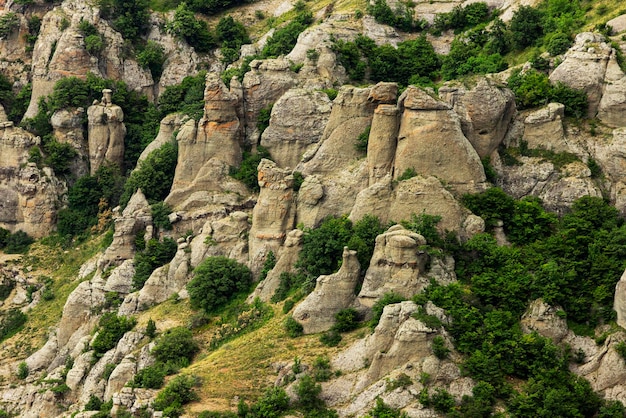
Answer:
87;89;126;174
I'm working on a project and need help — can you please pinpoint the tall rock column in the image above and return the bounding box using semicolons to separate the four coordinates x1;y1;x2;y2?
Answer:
367;104;399;185
87;89;126;174
248;159;296;276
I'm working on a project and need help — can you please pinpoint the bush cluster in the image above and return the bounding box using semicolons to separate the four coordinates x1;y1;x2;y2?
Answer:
0;228;34;254
431;2;492;34
132;237;178;290
91;313;136;356
229;146;271;192
153;374;200;418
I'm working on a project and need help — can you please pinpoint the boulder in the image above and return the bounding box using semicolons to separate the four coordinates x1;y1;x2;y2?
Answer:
521;299;568;344
549;32;612;117
260;89;332;169
395;87;486;193
292;247;360;334
440;78;516;158
523;103;570;153
357;225;429;307
597;54;626;127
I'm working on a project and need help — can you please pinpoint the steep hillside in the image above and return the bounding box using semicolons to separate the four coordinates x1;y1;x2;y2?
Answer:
1;0;626;417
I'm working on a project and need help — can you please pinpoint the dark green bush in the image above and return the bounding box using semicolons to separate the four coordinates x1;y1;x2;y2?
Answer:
320;330;342;347
132;364;167;389
91;313;136;356
333;308;360;332
16;361;28;380
284;316;303;338
216;16;249;65
0;12;19;39
158;71;206;120
152;326;199;367
355;126;370;153
99;0;150;43
4;230;34;254
229;146;271;192
432;2;491;34
137;41;166;79
545;31;572;55
251;386;290;418
509;5;544;50
42;137;77;176
370;293;405;329
260;10;312;58
151;202;173;231
85;395;103;411
431;335;450;359
367;398;405;417
166;3;215;53
132;237;177;290
152;374;200;417
187;256;252;313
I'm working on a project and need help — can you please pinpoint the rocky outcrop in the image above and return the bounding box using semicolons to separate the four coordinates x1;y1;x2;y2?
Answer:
87;89;126;174
248;159;296;276
549;32;612;117
523;103;570;153
137;113;187;164
521;299;569;343
395;86;486;193
597;53;626;127
357;225;429;307
440;78;516;158
249;228;303;302
367;104;399;185
51;107;89;178
615;268;626;329
165;73;249;213
292;247;360;334
99;189;152;269
0;120;65;238
260;89;332;169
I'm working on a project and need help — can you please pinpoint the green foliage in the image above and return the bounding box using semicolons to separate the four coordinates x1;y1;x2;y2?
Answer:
259;251;276;282
386;373;412;391
431;335;450;359
333;308;360;332
430;388;456;413
250;386;290;418
355;125;370;153
17;361;28;379
152;374;200;417
271;272;306;303
119;141;178;208
167;3;215;53
370;293;405;329
440;29;508;80
216;16;249;64
508;69;588;117
615;342;626;362
257;104;273;135
349;214;386;270
2;230;34;254
99;0;150;43
132;237;177;290
229;146;271;192
79;21;104;55
91;313;136;356
461;187;515;229
260;9;313;58
292;171;304;192
509;5;544;50
401;212;444;247
42;137;77;176
367;0;421;32
545;31;572;55
313;355;332;382
188;256;252;313
85;395;103;411
296;374;323;411
132;364;167;389
432;2;492;34
152;326;199;367
0;12;19;39
137;41;166;79
365;397;407;418
284;316;303;338
396;167;417;181
151;202;173;231
319;330;342;347
146;318;157;338
158;71;206;120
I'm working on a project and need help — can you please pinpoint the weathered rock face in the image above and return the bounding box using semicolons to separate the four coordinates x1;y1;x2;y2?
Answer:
51;107;89;178
358;225;429;307
292;247;360;334
329;301;468;416
137;113;187;164
166;73;249;213
440;78;516;158
87;90;126;174
549;32;612;117
592;127;626;213
395;86;486;193
248;159;295;276
522;103;570;153
521;299;569;343
99;189;152;269
188;211;250;269
249;228;303;302
0;121;65;238
260;89;332;169
597;54;626;127
368;104;399;185
614;268;626;329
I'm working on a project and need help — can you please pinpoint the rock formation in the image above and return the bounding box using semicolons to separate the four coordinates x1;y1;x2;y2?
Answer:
51;107;89;178
87;89;126;174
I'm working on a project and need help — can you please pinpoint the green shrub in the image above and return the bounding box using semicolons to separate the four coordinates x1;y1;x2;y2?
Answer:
257;104;273;135
431;335;450;359
616;342;626;362
216;16;249;65
229;146;272;192
251;386;290;418
370;293;405;329
4;230;34;254
432;2;491;34
153;374;200;417
166;3;215;53
132;364;167;389
509;5;544;50
0;309;26;343
545;31;572;55
401;212;444;248
396;168;417;181
260;10;313;58
158;71;206;120
85;34;104;55
85;395;103;411
313;356;332;382
355;126;370;153
99;0;150;43
132;237;177;290
284;316;303;338
333;308;360;332
188;256;252;314
296;374;323;411
91;313;136;356
137;41;166;79
17;361;28;379
282;298;296;313
145;318;157;338
320;330;342;347
42;137;77;176
151;202;173;231
292;171;304;192
152;326;199;367
0;12;19;39
102;363;116;380
431;388;456;413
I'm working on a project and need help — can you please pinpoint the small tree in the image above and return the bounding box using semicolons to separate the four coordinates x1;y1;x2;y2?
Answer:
187;257;252;313
152;326;199;367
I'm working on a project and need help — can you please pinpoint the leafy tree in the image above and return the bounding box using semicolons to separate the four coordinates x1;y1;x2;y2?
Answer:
250;387;290;418
91;313;136;356
187;256;252;313
509;5;544;50
98;0;150;43
260;9;313;58
137;41;166;79
296;374;323;411
167;3;215;53
0;13;19;39
158;71;206;120
132;237;178;290
153;375;200;417
152;326;199;367
216;16;249;64
229;146;271;192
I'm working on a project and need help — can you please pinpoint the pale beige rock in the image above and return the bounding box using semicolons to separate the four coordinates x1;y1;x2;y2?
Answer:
249;229;303;302
56;280;105;348
440;78;516;158
103;259;135;295
607;14;626;34
597;54;626;127
549;32;612;117
368;104;399;185
260;89;332;169
358;225;429;307
521;299;568;343
368;82;398;105
137;113;187;164
395;87;486;192
523;103;570;153
104;356;137;400
249;160;296;276
293;247;360;334
51;107;89;178
87;91;126;174
615;268;626;329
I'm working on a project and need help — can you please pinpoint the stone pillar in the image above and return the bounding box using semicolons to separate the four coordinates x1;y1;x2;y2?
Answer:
367;104;399;185
87;89;126;174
